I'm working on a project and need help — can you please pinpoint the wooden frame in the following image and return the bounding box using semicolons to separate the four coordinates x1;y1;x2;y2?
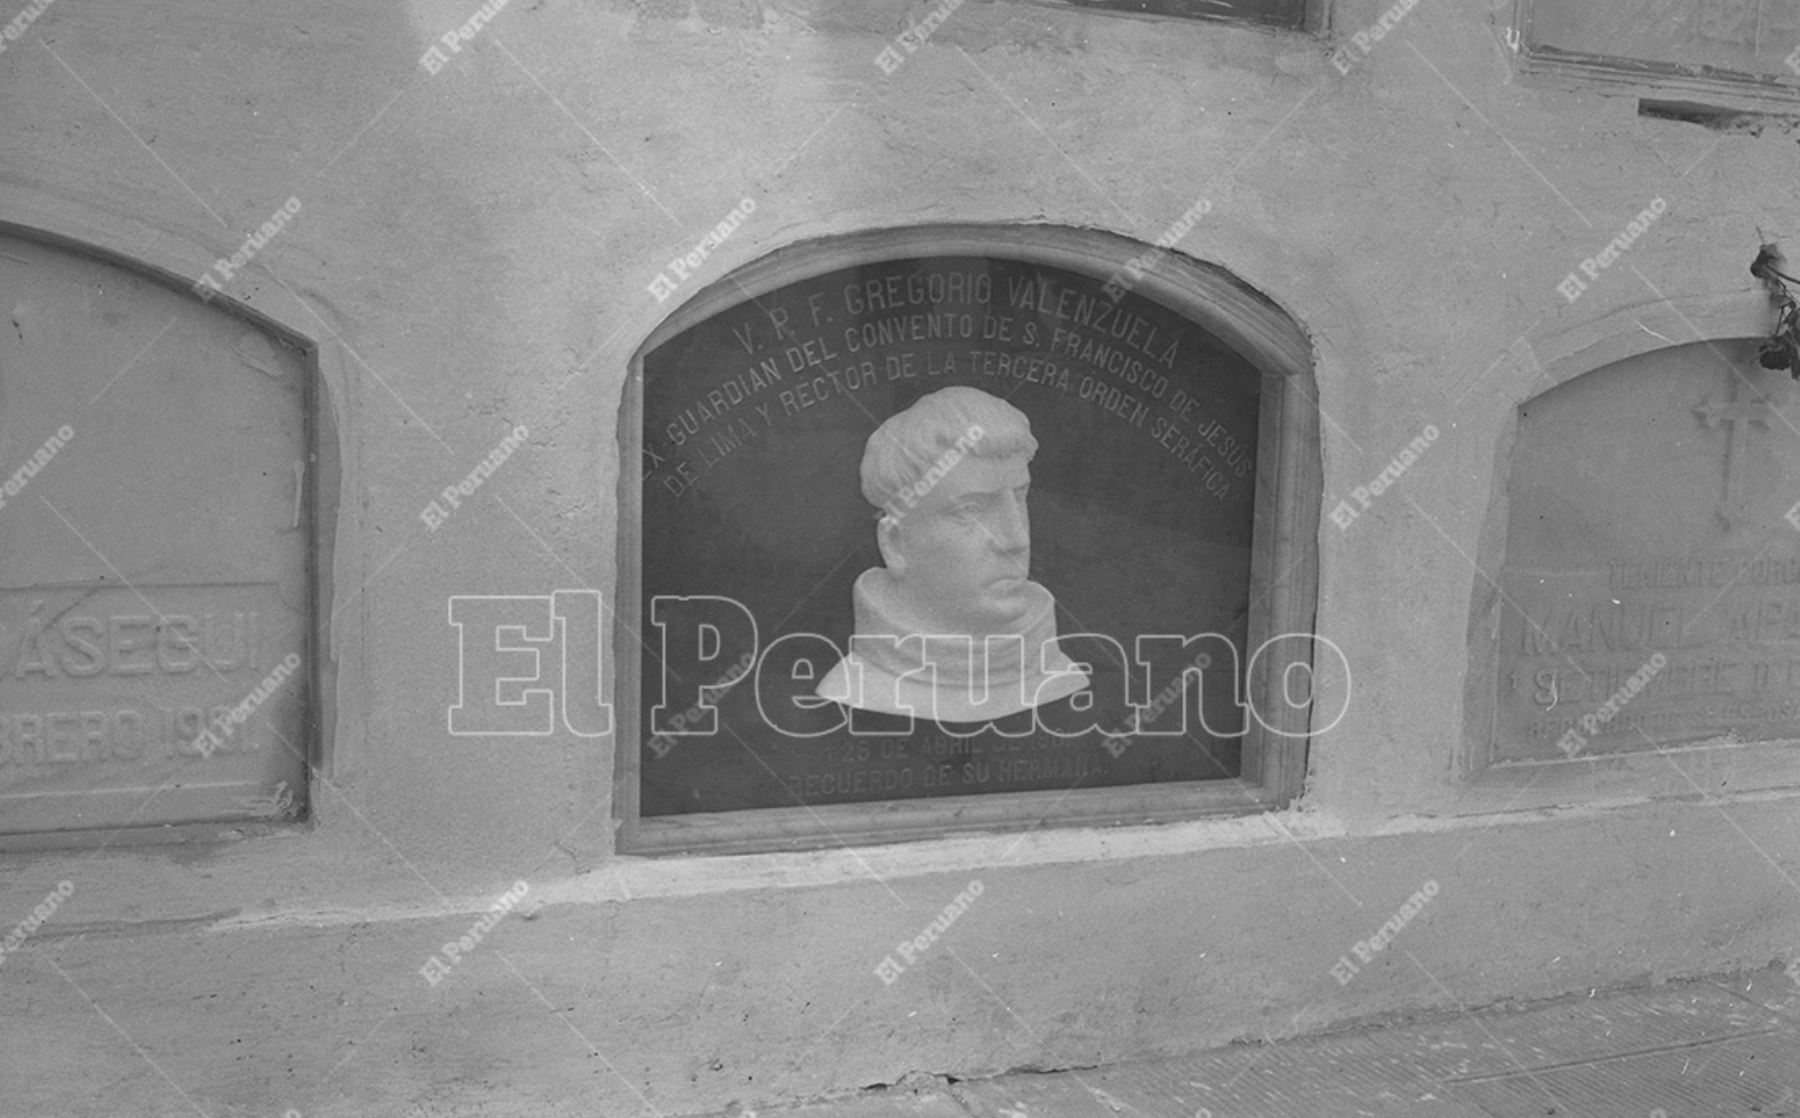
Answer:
1042;0;1316;32
615;225;1319;855
1512;0;1800;114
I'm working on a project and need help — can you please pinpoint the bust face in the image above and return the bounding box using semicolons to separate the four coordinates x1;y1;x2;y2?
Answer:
884;453;1034;633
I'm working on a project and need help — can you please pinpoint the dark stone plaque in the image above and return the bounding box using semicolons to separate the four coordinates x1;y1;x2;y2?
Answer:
639;255;1263;814
1492;340;1800;762
0;235;309;833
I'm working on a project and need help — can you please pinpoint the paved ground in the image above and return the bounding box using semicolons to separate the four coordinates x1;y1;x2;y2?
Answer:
706;966;1800;1118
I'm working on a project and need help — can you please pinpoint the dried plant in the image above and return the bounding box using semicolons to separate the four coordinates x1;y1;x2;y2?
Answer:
1750;244;1800;379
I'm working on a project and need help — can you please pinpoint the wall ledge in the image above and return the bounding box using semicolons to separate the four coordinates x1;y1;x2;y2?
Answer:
202;783;1800;933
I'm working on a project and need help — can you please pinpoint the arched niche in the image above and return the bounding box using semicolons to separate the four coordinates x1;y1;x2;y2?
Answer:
0;229;327;840
1472;336;1800;770
615;225;1322;854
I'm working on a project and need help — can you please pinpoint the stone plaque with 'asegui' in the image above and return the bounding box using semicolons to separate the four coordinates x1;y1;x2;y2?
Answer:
0;235;310;835
1491;340;1800;763
637;255;1264;814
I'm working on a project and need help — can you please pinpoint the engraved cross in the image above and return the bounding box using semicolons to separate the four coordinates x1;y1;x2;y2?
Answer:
1694;375;1776;529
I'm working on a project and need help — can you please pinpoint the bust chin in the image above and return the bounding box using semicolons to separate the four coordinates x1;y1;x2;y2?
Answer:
817;569;1090;722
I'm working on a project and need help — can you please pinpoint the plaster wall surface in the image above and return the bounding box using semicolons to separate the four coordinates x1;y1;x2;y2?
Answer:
0;0;1797;1113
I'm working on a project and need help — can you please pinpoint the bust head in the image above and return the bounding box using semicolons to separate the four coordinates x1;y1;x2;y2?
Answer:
859;386;1040;635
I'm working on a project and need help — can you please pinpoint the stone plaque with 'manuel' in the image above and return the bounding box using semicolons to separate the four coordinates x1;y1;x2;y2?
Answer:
1493;340;1800;763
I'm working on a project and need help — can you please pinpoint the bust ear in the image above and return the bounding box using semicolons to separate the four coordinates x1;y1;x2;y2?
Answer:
876;514;906;574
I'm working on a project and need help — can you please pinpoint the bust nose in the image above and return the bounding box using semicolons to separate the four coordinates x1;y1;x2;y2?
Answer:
991;491;1029;557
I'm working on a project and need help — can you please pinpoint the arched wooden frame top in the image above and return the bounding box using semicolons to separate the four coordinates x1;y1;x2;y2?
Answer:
618;224;1320;855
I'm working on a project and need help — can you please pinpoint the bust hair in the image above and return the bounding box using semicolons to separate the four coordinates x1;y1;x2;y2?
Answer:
860;386;1037;512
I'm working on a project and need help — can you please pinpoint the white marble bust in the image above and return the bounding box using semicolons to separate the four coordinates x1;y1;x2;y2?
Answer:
817;386;1090;722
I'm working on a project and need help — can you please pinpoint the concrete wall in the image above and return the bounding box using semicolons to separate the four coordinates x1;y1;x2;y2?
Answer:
2;0;1798;1114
